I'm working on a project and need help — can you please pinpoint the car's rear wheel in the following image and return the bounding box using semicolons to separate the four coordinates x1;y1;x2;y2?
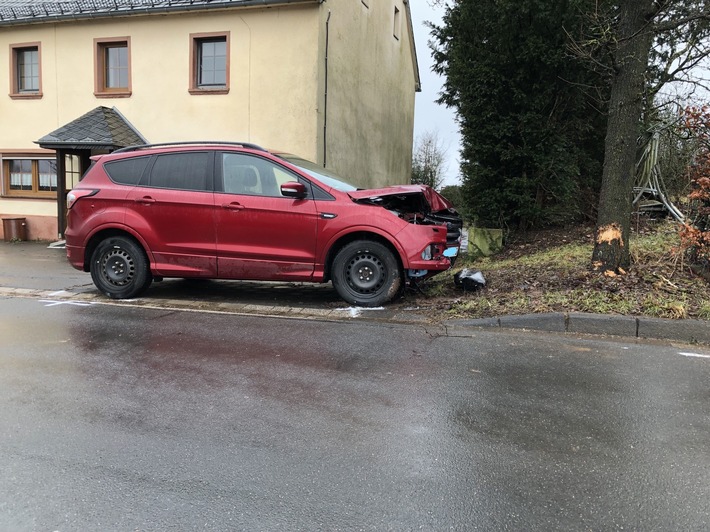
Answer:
90;236;152;299
332;240;402;306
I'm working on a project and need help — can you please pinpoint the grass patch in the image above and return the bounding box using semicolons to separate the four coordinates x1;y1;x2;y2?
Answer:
406;220;710;321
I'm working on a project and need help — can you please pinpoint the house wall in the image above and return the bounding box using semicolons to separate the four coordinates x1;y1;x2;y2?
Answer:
319;0;418;188
0;5;322;150
0;5;321;239
0;1;419;240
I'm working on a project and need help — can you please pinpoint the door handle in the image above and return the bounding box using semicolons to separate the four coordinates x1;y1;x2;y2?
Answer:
221;202;245;211
134;196;156;204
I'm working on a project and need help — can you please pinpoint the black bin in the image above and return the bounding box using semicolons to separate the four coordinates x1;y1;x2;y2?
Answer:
2;217;27;242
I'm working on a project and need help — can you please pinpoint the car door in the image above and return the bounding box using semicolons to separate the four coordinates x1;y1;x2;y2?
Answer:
215;151;319;281
124;151;217;277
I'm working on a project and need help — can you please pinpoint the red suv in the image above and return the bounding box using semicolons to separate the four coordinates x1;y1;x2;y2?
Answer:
65;142;461;306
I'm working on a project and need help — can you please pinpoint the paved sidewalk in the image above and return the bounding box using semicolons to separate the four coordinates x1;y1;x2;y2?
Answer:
2;240;708;345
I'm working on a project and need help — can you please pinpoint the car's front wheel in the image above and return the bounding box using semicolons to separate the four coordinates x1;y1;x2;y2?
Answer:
90;236;152;299
331;240;402;306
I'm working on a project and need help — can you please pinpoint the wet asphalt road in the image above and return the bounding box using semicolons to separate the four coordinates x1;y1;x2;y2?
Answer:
1;296;710;530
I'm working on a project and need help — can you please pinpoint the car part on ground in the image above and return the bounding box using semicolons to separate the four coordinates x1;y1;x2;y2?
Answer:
454;268;486;291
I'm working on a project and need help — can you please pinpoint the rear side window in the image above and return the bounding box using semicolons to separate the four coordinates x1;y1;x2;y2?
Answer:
149;152;212;191
103;156;150;185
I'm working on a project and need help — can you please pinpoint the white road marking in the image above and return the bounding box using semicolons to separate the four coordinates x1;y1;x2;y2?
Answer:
336;306;385;318
47;290;69;297
39;300;94;307
679;352;710;359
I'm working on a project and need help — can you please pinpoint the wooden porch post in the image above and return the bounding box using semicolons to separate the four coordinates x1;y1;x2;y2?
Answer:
56;150;67;239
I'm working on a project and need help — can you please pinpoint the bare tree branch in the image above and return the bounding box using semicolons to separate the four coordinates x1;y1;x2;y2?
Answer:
652;7;710;34
411;131;448;190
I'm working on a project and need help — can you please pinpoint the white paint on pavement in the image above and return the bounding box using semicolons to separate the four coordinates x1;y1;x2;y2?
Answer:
39;299;94;307
336;307;385;318
679;352;710;359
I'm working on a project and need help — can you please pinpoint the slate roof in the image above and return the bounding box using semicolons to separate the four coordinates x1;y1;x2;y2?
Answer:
36;106;147;150
0;0;315;26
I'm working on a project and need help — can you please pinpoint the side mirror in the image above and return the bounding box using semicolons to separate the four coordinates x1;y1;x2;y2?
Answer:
281;181;308;199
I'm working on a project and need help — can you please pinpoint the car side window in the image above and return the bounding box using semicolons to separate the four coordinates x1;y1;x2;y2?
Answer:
104;155;150;185
220;152;307;197
148;152;212;192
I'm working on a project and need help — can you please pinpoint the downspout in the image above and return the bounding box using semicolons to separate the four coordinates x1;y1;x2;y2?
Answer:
323;9;331;168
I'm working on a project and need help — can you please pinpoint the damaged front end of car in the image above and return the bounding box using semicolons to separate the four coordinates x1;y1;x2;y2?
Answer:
349;185;463;282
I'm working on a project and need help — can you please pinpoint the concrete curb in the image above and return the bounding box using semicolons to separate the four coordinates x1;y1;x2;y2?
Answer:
1;285;708;346
0;286;416;325
445;312;710;345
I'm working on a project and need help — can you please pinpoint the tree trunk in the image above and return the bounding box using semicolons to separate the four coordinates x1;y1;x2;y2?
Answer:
592;0;656;271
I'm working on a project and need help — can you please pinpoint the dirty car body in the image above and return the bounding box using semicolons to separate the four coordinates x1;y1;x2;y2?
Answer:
65;142;462;306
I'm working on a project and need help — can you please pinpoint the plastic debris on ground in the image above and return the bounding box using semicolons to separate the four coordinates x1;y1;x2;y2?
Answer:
454;269;486;291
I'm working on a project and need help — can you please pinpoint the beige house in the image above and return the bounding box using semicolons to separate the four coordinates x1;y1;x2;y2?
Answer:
0;0;420;240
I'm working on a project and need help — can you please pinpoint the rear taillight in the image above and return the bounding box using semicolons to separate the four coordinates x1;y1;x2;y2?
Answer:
67;189;98;209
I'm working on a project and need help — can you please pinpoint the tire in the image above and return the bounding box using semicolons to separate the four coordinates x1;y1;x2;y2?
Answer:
90;236;152;299
331;240;402;306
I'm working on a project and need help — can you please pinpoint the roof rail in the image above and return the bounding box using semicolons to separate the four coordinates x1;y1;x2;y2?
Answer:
112;141;268;154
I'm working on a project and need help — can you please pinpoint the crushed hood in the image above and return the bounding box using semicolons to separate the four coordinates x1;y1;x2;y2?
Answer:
348;184;453;213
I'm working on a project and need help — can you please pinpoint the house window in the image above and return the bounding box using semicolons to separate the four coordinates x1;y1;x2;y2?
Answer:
2;158;57;197
393;5;401;40
9;43;42;99
95;38;131;97
190;32;230;95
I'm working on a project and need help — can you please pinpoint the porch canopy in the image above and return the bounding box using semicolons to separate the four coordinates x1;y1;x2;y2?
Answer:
36;106;146;237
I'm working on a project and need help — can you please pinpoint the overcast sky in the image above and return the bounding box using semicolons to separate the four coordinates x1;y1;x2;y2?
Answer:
409;2;462;187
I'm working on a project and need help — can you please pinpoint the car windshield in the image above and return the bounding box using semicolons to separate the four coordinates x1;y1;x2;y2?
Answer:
277;154;358;192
